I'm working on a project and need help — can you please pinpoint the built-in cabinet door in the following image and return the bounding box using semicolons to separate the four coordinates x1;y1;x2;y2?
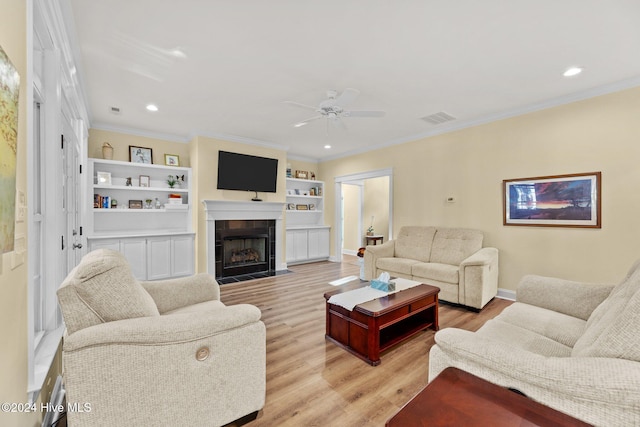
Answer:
286;230;308;262
308;228;330;259
172;234;195;277
121;238;147;280
146;236;172;280
88;234;194;281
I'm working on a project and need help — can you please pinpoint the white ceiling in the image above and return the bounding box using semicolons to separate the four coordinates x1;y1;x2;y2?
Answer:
64;0;640;161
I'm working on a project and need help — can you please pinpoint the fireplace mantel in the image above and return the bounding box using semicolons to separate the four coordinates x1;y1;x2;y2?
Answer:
203;200;286;277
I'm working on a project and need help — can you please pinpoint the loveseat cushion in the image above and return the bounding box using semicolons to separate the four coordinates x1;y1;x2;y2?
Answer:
376;257;421;275
497;303;586;348
394;226;436;262
476;318;573;357
430;228;483;266
412;262;459;284
572;261;640;361
57;249;159;334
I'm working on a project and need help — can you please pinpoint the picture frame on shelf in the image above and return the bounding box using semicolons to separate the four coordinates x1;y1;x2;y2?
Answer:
96;171;111;185
503;172;601;228
129;200;143;209
164;154;180;166
296;204;309;210
295;170;308;179
129;145;153;164
139;175;150;187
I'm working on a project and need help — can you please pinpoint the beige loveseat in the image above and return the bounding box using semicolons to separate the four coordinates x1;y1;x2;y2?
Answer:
429;260;640;426
363;226;498;309
57;249;266;427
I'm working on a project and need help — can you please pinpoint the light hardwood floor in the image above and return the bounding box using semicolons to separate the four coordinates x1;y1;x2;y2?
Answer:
220;257;512;427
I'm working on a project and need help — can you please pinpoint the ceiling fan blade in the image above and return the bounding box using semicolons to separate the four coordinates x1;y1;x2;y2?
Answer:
334;88;360;107
327;116;347;130
292;115;323;127
283;100;318;111
344;110;386;118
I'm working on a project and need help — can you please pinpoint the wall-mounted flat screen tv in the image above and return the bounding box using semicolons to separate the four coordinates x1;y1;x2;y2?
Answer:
217;150;278;193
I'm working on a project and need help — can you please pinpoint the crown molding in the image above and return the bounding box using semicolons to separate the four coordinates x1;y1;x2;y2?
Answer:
190;130;290;152
91;122;190;143
319;77;640;162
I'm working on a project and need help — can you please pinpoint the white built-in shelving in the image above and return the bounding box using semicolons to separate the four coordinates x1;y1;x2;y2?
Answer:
86;158;195;280
285;177;330;264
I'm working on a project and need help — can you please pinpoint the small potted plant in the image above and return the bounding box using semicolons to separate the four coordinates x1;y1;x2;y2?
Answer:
167;175;177;188
366;216;375;236
145;198;153;209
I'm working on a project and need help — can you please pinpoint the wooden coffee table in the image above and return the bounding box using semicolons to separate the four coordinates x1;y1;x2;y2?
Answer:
386;367;592;426
324;282;439;365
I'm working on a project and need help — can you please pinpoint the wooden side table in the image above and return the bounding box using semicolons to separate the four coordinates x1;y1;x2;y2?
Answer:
386;367;591;426
365;234;384;245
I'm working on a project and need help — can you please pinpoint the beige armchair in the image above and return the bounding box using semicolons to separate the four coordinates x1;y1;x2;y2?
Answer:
57;249;265;427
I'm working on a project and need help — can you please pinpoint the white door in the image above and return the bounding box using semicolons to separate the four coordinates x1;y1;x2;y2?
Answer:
62;111;83;271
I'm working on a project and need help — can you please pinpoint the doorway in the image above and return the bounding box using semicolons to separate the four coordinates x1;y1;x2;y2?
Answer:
334;168;393;260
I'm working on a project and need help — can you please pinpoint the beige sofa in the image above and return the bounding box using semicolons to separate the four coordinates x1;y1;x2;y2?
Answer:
429;260;640;426
57;249;266;427
363;226;498;309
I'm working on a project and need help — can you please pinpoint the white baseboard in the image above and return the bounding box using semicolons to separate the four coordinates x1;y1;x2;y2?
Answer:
496;288;516;301
342;249;358;256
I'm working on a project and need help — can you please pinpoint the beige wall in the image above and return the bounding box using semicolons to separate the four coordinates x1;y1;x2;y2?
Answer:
320;87;640;291
192;136;288;272
88;129;191;167
363;176;390;242
0;1;39;425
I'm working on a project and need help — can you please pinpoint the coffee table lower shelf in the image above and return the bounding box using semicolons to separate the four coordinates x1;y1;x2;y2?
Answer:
324;284;439;365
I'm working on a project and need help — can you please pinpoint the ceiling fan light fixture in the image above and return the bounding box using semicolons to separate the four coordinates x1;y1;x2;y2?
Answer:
563;66;583;77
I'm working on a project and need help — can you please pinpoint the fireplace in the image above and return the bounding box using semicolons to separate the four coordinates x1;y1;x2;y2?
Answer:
203;200;286;279
215;220;276;279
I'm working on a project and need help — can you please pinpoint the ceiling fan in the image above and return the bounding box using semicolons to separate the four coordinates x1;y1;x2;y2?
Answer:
284;88;385;129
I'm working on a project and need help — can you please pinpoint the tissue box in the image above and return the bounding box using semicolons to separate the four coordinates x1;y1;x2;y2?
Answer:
370;280;396;292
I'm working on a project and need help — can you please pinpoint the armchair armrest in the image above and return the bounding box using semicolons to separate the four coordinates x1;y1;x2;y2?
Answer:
516;275;614;320
64;303;261;350
363;240;395;280
459;247;499;309
431;328;640;409
140;273;220;314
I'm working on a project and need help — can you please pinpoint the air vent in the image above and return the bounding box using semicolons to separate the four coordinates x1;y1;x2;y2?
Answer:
109;106;121;115
420;111;456;125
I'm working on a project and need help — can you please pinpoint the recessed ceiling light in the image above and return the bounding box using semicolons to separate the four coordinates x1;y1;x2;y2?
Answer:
146;104;159;112
324;145;331;149
563;67;583;77
170;49;187;59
